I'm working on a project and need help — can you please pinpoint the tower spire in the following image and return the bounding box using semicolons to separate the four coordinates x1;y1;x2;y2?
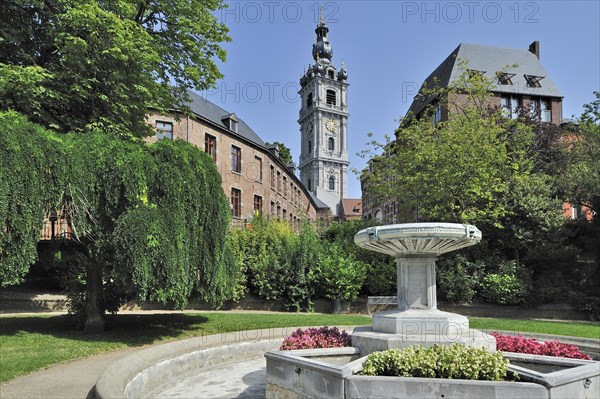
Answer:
312;9;332;64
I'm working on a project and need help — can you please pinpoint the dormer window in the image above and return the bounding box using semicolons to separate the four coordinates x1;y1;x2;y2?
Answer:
524;74;544;88
221;113;238;132
326;89;336;106
496;72;515;85
467;69;486;80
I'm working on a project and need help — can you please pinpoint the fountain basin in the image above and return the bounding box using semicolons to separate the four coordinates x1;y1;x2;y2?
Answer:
353;223;482;257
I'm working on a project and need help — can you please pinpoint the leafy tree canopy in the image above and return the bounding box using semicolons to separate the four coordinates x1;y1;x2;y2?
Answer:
0;0;230;136
362;68;536;226
0;111;236;332
563;92;600;215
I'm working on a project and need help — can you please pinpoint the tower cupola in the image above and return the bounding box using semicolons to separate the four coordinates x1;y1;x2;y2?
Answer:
312;16;333;64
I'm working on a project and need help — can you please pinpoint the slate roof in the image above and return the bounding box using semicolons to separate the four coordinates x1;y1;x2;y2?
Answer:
309;192;330;209
185;90;266;147
407;43;562;117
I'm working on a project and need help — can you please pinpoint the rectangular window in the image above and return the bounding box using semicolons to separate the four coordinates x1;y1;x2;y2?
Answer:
255;156;263;181
231;188;241;218
326;89;337;106
432;104;442;126
156;121;173;140
270;165;275;188
277;171;281;193
531;97;552;122
283;176;288;197
501;96;520;119
541;99;551;122
205;134;217;162
253;195;263;216
271;201;275;217
231;145;241;173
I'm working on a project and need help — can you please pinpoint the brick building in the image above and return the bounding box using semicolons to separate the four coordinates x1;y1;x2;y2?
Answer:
146;91;330;227
362;41;564;221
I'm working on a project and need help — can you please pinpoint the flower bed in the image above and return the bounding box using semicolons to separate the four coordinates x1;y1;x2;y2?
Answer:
279;326;351;350
491;332;592;360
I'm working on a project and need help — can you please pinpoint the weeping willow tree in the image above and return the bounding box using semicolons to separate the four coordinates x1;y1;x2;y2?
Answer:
0;111;236;333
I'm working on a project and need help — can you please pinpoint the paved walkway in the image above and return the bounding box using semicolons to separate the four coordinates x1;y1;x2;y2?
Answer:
0;346;136;399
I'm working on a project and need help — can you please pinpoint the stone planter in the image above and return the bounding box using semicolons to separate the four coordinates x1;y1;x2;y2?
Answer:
265;347;600;399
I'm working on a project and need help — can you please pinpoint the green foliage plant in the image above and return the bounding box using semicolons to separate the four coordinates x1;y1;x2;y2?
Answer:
0;0;230;136
323;220;396;296
228;217;320;311
359;344;510;381
437;255;484;304
361;64;535;226
0;112;235;332
479;260;527;305
313;243;366;301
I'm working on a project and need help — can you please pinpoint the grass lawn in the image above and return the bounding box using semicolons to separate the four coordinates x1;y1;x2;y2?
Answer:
0;312;370;383
1;312;598;383
470;317;600;339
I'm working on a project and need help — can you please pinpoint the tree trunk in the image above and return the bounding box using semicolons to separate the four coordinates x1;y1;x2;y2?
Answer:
83;258;105;334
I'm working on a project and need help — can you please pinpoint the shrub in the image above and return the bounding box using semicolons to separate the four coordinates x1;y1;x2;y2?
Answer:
572;296;600;321
279;326;351;350
437;255;484;304
229;217;320;311
313;243;366;301
359;344;509;381
479;260;527;305
491;333;592;360
322;220;396;296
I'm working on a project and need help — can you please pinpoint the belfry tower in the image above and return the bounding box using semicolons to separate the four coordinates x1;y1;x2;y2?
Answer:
298;14;349;216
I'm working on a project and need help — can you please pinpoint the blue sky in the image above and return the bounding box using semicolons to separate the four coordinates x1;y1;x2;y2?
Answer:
201;0;600;199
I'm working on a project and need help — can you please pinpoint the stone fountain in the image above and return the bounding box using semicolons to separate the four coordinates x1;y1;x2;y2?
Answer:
263;222;599;398
351;222;495;354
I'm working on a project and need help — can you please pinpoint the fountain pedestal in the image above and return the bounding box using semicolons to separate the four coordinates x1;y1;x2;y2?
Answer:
353;223;495;354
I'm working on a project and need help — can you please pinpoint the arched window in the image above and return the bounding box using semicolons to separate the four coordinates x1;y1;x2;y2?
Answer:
328;175;335;190
326;89;336;106
307;139;312;152
328;137;334;151
307;92;313;108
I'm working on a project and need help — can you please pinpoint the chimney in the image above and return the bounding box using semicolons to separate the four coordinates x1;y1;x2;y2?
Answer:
528;41;540;59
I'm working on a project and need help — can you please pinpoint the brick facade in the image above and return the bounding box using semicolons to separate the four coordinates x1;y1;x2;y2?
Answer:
146;112;326;227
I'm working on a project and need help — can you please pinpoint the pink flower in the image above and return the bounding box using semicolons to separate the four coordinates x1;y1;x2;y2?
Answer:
491;332;591;360
280;326;351;350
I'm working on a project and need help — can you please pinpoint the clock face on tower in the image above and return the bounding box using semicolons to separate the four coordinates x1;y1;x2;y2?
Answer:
325;119;338;132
